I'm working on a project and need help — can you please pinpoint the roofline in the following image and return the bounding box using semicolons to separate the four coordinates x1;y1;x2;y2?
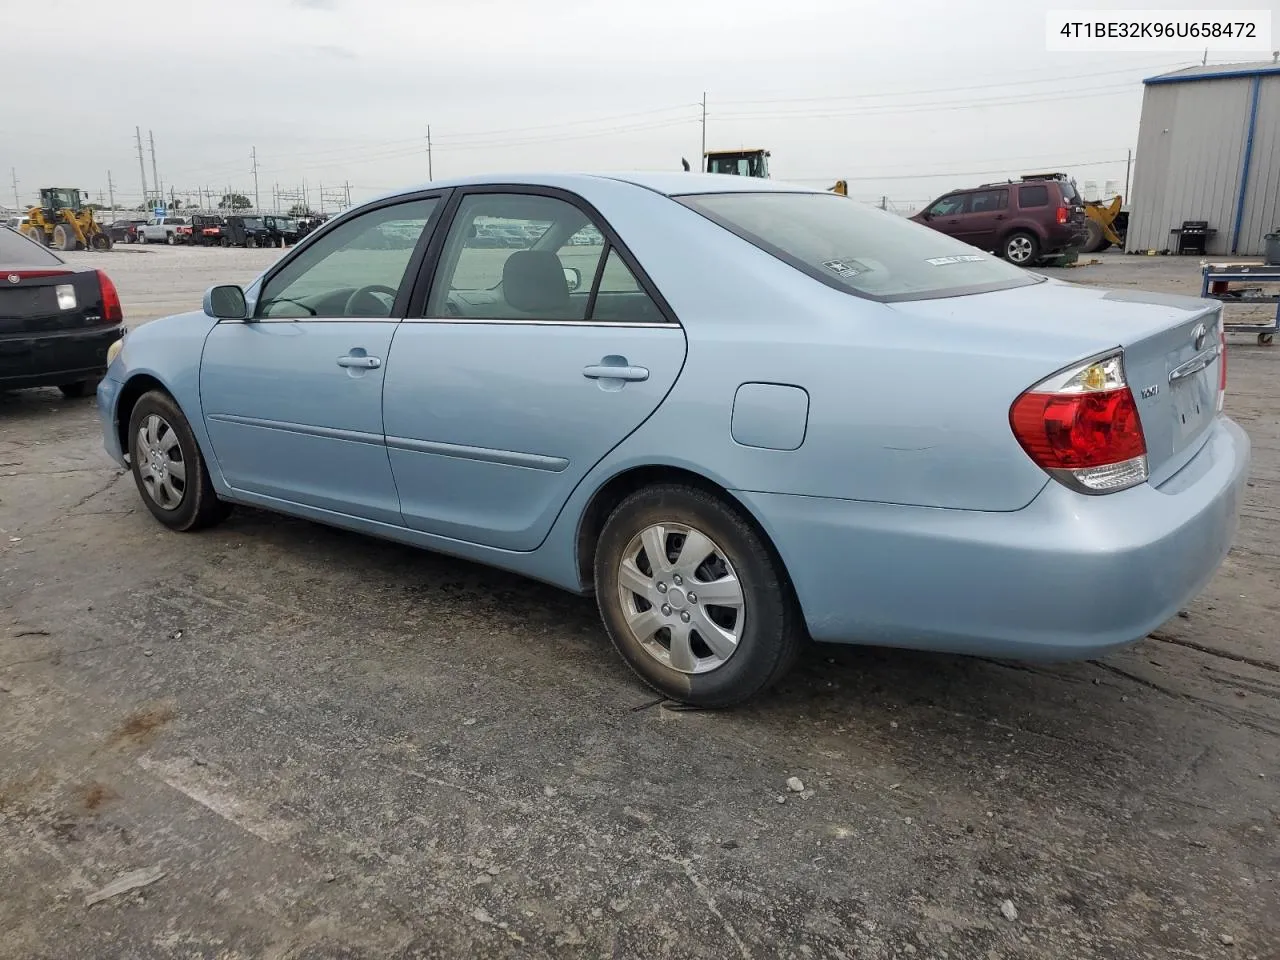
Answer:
1144;64;1280;85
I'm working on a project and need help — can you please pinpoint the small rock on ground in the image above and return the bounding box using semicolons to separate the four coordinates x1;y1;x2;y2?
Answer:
1000;899;1018;922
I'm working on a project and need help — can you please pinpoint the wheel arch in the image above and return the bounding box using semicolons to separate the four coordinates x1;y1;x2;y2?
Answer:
573;464;802;614
114;372;175;460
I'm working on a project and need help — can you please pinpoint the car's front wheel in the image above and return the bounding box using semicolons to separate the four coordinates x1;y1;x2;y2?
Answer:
127;390;230;532
594;484;803;707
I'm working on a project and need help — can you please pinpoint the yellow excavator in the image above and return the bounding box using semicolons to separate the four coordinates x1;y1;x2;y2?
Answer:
21;187;112;251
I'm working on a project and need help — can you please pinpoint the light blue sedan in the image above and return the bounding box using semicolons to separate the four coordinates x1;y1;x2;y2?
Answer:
97;173;1250;707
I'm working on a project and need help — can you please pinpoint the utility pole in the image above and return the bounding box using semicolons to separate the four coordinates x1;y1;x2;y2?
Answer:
107;170;115;212
250;146;260;212
880;196;887;211
344;181;351;207
136;127;149;209
169;185;176;210
427;125;434;180
700;92;707;170
1124;148;1132;201
148;130;160;210
318;182;324;215
10;167;18;210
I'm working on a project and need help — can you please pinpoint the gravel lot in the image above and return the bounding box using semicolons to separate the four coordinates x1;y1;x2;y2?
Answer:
1;246;1277;960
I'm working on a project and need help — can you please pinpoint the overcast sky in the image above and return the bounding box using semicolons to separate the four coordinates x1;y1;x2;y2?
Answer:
5;0;1275;213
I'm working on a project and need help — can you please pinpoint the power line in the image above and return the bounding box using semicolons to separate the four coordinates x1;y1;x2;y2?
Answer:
715;59;1189;107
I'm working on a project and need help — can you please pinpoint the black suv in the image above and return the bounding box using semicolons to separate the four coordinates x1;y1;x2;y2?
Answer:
912;173;1087;266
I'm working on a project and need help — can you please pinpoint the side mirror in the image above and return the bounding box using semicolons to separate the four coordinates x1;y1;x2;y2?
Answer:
204;284;249;320
563;266;582;292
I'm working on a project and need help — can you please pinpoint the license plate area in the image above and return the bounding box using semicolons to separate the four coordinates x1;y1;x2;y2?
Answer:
1170;369;1214;444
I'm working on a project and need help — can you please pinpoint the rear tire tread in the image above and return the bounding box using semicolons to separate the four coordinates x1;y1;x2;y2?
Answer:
593;483;804;708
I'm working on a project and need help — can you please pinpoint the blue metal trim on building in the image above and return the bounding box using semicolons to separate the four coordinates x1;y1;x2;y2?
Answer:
1145;64;1280;85
1230;76;1263;254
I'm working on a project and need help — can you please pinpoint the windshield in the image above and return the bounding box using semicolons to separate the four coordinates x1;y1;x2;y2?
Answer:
678;191;1040;302
243;218;264;230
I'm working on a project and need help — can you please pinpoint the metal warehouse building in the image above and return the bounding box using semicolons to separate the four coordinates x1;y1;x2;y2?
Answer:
1127;61;1280;257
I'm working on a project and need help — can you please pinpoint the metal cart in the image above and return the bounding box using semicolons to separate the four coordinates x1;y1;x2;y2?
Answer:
1200;262;1279;346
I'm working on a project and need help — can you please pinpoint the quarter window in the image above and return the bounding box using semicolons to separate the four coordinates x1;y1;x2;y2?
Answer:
1018;185;1049;208
589;248;663;324
256;198;437;319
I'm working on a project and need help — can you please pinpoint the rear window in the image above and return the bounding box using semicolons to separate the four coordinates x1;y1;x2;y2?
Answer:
677;191;1040;302
0;227;64;266
1058;180;1080;202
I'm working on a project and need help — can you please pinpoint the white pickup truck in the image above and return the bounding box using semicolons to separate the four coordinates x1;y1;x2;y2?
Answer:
137;216;188;245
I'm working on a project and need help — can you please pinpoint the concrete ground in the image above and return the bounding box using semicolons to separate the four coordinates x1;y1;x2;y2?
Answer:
1;246;1277;960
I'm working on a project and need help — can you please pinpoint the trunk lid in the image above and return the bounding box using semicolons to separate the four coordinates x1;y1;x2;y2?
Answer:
0;268;106;335
889;278;1223;486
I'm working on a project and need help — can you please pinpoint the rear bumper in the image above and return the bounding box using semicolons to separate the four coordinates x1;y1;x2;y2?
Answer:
735;416;1251;660
0;325;123;390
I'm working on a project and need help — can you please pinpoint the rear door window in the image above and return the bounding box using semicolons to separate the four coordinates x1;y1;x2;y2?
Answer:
969;189;1008;213
679;191;1040;302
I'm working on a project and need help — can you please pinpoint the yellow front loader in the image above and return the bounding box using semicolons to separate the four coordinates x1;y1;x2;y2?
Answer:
21;187;112;251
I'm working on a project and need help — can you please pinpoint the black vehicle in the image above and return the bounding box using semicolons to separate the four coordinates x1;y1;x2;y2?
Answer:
188;214;228;247
261;215;300;247
0;226;125;396
108;218;148;244
222;215;271;248
295;214;330;241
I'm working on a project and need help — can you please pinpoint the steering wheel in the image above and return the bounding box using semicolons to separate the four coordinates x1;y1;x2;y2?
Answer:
344;284;399;317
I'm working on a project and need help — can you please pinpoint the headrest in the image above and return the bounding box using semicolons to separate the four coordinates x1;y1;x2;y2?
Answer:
503;250;569;314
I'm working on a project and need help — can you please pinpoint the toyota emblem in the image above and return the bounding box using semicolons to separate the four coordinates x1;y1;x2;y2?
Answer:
6;274;18;284
1193;322;1207;351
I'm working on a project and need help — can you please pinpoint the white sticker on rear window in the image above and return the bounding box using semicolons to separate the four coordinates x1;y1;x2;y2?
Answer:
925;255;987;265
822;258;870;278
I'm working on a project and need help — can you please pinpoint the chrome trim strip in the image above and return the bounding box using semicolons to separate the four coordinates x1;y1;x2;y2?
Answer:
384;435;569;472
216;317;674;328
404;317;676;328
206;413;383;446
1169;345;1220;384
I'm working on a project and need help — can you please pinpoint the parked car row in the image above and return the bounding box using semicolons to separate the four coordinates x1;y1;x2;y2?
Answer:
105;214;325;248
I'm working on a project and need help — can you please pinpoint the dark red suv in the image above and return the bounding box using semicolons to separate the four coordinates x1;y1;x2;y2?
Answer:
911;173;1087;267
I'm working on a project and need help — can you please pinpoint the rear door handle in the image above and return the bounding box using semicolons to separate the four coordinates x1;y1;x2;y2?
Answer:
337;355;381;369
583;364;648;382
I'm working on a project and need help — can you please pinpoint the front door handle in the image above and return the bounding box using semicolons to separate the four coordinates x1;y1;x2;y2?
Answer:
337;355;381;369
583;363;648;382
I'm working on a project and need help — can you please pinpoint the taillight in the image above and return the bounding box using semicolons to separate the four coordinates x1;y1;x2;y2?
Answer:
1009;350;1148;494
1055;206;1068;224
1217;320;1227;412
97;269;123;324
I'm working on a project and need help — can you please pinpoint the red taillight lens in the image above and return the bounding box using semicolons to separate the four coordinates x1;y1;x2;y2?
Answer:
1055;206;1068;224
1010;351;1148;494
1219;326;1227;397
1010;388;1146;468
97;269;123;324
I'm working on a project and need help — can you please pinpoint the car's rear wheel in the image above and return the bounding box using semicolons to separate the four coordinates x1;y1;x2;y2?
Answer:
594;484;803;707
165;233;176;245
1003;231;1039;266
127;390;230;532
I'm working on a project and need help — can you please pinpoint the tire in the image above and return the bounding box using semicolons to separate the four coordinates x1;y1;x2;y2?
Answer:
91;233;112;250
247;236;258;249
1082;219;1104;254
165;233;176;245
53;225;76;252
593;484;803;707
1002;231;1039;266
220;237;230;248
58;380;94;398
127;390;231;532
